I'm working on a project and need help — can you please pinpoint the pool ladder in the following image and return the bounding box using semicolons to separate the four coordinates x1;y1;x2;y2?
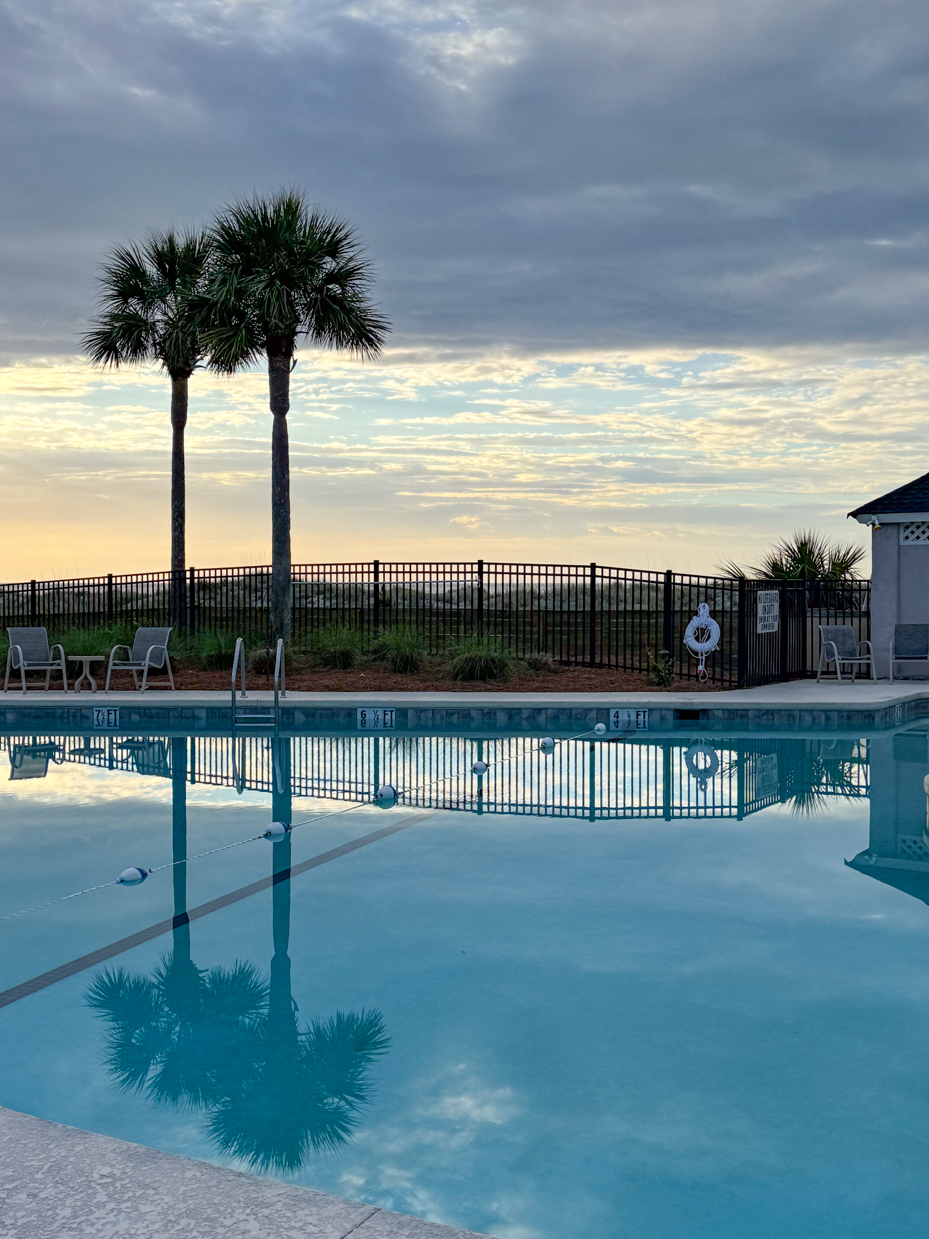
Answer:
230;637;286;729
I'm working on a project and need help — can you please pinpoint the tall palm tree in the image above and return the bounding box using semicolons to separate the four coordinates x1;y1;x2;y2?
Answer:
200;190;389;639
82;229;211;625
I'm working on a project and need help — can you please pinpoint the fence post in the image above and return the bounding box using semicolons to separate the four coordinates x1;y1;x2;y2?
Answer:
373;559;380;632
29;579;37;625
106;574;113;624
588;562;597;666
188;566;196;634
477;560;484;636
662;569;674;656
737;579;748;688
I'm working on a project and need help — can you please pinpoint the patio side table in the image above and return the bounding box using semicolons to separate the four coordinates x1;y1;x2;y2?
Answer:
68;655;107;693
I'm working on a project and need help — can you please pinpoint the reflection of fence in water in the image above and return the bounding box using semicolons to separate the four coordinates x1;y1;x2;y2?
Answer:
0;735;870;820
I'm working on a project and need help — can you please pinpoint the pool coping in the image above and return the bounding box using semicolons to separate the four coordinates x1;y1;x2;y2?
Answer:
0;1104;491;1238
0;681;928;734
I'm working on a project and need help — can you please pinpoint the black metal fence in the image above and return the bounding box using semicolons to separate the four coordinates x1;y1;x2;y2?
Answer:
0;562;871;688
0;734;870;820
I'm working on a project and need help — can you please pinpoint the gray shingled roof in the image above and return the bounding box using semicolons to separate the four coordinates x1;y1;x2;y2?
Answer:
848;469;929;517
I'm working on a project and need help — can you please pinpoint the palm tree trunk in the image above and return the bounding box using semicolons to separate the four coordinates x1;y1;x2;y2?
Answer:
267;345;292;642
170;375;188;629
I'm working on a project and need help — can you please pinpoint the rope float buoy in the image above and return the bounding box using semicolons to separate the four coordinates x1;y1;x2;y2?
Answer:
683;603;721;682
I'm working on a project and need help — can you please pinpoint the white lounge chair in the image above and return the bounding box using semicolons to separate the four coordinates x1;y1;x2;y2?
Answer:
105;627;175;692
4;627;68;692
889;624;929;681
816;624;874;682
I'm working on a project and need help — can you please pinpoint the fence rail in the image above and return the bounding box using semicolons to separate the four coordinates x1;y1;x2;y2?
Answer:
0;562;871;688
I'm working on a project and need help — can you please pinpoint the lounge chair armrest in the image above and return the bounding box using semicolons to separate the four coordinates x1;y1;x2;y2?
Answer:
823;640;839;661
143;643;169;665
7;644;23;668
109;645;132;659
50;644;65;659
858;640;873;656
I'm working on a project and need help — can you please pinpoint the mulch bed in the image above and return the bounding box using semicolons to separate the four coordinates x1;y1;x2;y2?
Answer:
165;666;718;693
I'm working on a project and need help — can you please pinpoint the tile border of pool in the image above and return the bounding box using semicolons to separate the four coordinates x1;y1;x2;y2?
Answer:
0;682;929;733
0;1105;492;1239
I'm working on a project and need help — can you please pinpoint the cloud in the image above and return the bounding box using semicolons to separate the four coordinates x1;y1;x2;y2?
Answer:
1;0;929;360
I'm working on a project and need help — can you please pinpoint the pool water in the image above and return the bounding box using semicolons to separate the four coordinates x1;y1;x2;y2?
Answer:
1;730;927;1238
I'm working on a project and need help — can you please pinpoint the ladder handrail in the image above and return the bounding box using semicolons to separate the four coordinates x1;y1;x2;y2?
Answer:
231;637;247;718
273;638;286;713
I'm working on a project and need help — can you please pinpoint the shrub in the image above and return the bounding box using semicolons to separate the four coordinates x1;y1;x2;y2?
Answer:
372;625;426;674
314;624;364;670
522;652;558;673
248;646;276;676
200;630;238;671
445;634;514;682
646;647;674;687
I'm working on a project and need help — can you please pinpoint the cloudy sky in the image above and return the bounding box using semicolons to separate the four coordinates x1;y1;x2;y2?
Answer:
2;0;928;578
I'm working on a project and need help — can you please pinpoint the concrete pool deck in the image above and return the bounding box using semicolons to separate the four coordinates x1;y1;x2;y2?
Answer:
0;678;928;733
0;1106;491;1239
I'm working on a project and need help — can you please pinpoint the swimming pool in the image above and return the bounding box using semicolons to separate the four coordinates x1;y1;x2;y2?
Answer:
0;728;926;1238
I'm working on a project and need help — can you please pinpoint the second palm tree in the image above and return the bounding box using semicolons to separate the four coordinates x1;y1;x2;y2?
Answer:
201;190;389;640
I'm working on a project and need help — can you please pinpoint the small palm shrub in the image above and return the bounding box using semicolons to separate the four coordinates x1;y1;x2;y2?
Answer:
445;634;514;682
372;625;426;673
646;647;674;687
314;624;364;670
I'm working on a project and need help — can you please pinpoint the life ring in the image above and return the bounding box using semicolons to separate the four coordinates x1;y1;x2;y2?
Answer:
683;603;720;681
684;740;720;790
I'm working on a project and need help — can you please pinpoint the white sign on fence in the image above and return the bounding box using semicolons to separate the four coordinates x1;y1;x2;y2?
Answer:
756;590;780;634
93;708;120;729
610;708;649;731
356;707;396;731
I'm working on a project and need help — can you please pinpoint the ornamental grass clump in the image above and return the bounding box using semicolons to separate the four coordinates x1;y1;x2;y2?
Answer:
200;630;239;671
314;624;364;670
445;634;514;682
522;652;558;673
372;625;426;674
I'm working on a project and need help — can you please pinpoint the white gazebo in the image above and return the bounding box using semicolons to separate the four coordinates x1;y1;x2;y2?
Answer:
849;470;929;678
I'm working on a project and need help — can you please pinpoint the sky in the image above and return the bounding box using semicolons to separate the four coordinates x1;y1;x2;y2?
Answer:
2;0;929;578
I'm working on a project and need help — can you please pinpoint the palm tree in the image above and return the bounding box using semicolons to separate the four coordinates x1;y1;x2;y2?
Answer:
719;529;866;581
206;831;389;1171
86;737;389;1171
82;229;211;625
200;190;389;639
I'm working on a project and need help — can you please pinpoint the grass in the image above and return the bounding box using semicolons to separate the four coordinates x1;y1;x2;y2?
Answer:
444;634;515;682
311;624;365;671
371;625;426;674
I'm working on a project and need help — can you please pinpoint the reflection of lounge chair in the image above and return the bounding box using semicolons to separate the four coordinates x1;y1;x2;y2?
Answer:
105;627;175;692
9;741;61;780
4;627;68;692
116;739;170;777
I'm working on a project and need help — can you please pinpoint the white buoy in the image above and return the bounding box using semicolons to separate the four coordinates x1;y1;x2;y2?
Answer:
376;784;398;808
539;737;556;755
116;867;150;886
263;822;290;842
471;760;489;775
594;722;606;735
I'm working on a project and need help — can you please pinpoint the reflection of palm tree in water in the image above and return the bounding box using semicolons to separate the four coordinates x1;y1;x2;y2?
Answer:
87;737;389;1171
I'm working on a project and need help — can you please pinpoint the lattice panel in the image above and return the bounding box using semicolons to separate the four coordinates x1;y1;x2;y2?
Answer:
898;835;929;861
900;522;929;543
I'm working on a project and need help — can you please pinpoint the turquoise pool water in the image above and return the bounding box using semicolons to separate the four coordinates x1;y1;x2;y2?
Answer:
0;730;926;1238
